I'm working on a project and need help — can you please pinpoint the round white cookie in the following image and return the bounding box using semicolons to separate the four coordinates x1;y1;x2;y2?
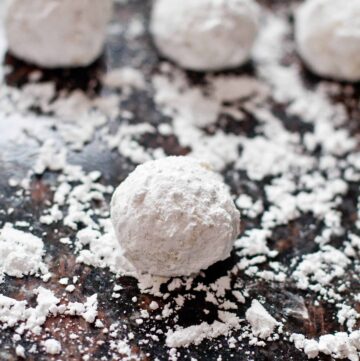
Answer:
111;156;240;277
5;0;112;68
150;0;260;71
295;0;360;82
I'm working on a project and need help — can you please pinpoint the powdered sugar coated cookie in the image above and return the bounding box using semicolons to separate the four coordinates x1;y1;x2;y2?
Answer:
150;0;260;71
111;156;240;277
5;0;112;68
295;0;360;82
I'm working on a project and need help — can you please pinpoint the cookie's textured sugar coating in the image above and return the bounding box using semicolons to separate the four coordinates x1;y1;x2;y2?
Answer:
150;0;260;72
5;0;112;68
111;157;240;277
295;0;360;82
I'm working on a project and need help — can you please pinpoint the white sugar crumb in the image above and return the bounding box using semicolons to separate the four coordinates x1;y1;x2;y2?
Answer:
166;311;242;348
235;194;263;219
33;139;67;174
42;339;61;355
95;319;104;328
15;344;26;358
235;229;276;258
0;224;49;282
65;284;76;293
149;301;159;310
246;300;280;339
67;294;99;323
59;277;69;285
293;246;350;291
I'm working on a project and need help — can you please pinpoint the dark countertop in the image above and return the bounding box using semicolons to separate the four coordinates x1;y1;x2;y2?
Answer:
0;0;359;360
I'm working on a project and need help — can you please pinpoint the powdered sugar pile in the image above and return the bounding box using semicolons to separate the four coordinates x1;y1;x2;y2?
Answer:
0;224;49;283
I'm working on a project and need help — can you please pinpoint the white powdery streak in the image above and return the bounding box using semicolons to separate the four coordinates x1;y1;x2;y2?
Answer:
0;224;49;282
235;194;264;219
261;176;299;229
246;300;280;339
33;139;67;175
210;75;269;104
261;172;347;231
292;245;351;290
1;81;117;151
106;122;166;164
236;136;313;181
153;66;267;170
43;90;110;151
235;104;315;182
291;331;360;361
153;68;221;127
253;12;307;105
166;311;242;348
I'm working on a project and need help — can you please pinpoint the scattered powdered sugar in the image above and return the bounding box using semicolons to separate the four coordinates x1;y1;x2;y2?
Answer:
291;331;360;360
0;287;59;334
293;246;351;293
0;1;360;360
75;226;133;275
0;287;102;343
166;311;242;348
66;294;98;323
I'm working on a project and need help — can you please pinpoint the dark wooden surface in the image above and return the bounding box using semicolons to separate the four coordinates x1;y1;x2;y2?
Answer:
0;0;359;360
